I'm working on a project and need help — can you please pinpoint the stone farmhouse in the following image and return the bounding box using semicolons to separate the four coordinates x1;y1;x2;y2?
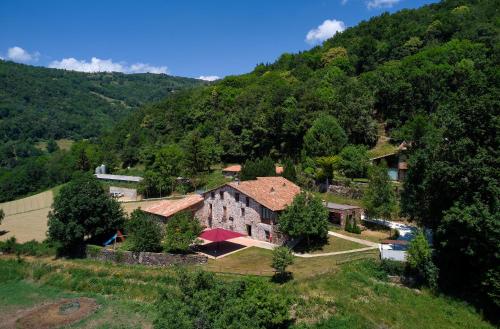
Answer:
143;177;301;243
197;177;300;243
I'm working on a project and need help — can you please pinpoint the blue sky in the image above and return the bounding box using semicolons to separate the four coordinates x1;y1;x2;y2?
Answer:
0;0;437;80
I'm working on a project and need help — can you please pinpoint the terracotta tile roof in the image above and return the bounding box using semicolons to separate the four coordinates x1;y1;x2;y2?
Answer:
222;164;242;173
223;164;284;175
143;194;203;218
228;177;301;211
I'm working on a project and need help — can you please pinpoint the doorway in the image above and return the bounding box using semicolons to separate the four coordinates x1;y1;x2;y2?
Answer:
246;224;252;237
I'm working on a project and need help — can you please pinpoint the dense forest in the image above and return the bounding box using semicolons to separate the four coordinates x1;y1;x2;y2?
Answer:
0;60;203;142
0;0;498;319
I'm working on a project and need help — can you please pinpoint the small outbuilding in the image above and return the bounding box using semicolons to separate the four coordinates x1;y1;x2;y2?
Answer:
325;202;362;228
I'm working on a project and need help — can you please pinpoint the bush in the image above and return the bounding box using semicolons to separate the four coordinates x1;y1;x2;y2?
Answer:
345;217;361;234
0;237;17;253
407;230;438;289
163;212;203;253
380;259;406;276
0;238;56;256
272;246;294;278
154;270;292;329
126;209;163;252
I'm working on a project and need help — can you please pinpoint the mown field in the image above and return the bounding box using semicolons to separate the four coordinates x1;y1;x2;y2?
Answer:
0;254;493;329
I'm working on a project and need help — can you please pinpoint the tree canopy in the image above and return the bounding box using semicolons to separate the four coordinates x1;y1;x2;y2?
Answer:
47;173;125;255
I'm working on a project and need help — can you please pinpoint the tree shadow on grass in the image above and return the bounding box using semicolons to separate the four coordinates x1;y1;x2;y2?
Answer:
271;272;294;284
292;236;329;254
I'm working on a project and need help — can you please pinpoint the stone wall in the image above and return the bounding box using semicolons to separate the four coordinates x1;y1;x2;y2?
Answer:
195;185;282;243
87;247;207;266
328;184;364;199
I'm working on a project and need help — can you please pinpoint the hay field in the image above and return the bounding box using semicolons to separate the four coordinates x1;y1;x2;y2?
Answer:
0;190;53;243
0;191;161;243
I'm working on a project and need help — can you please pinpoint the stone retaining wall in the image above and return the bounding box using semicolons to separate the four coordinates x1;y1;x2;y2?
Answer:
87;247;207;266
328;184;364;199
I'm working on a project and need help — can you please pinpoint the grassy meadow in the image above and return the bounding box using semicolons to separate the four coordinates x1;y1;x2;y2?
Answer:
0;255;493;329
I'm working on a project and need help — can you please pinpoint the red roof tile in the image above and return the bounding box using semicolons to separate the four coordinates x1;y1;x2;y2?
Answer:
143;194;203;218
228;177;300;211
222;164;242;173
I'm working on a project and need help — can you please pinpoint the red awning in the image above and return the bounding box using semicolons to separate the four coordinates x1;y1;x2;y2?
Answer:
199;228;244;242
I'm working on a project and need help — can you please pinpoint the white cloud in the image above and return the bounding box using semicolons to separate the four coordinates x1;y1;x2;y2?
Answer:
198;75;220;81
128;63;167;74
7;46;40;63
306;19;346;44
367;0;402;9
49;57;168;74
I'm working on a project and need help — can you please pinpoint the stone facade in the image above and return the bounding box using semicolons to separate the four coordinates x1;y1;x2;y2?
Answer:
87;247;207;266
195;185;284;243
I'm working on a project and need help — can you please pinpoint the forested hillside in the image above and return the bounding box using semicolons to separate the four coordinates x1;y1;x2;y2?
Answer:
102;0;498;163
0;60;203;142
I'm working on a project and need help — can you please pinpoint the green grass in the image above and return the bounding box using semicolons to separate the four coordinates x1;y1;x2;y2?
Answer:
291;261;493;329
329;225;393;243
0;255;493;329
316;192;364;207
294;236;366;254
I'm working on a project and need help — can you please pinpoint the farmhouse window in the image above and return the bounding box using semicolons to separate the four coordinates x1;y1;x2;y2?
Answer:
211;192;215;199
235;193;240;202
261;206;275;221
241;208;245;216
246;197;250;207
220;191;224;200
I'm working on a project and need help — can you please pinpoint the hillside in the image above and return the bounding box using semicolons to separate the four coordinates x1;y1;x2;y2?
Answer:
102;0;498;163
0;60;204;142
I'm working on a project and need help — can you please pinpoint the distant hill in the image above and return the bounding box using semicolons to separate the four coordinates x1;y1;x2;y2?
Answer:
0;60;204;142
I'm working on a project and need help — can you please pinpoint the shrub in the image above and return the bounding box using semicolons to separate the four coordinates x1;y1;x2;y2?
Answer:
0;208;4;225
163;212;203;253
86;245;102;258
0;237;17;253
0;238;56;256
380;259;406;276
126;209;163;252
345;217;361;234
407;230;438;289
272;246;294;278
154;270;292;329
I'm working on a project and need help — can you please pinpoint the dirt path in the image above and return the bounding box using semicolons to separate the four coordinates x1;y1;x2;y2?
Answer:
328;231;380;247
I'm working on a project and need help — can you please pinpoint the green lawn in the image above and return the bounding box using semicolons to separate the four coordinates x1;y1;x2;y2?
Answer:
329;225;393;243
294;236;366;254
